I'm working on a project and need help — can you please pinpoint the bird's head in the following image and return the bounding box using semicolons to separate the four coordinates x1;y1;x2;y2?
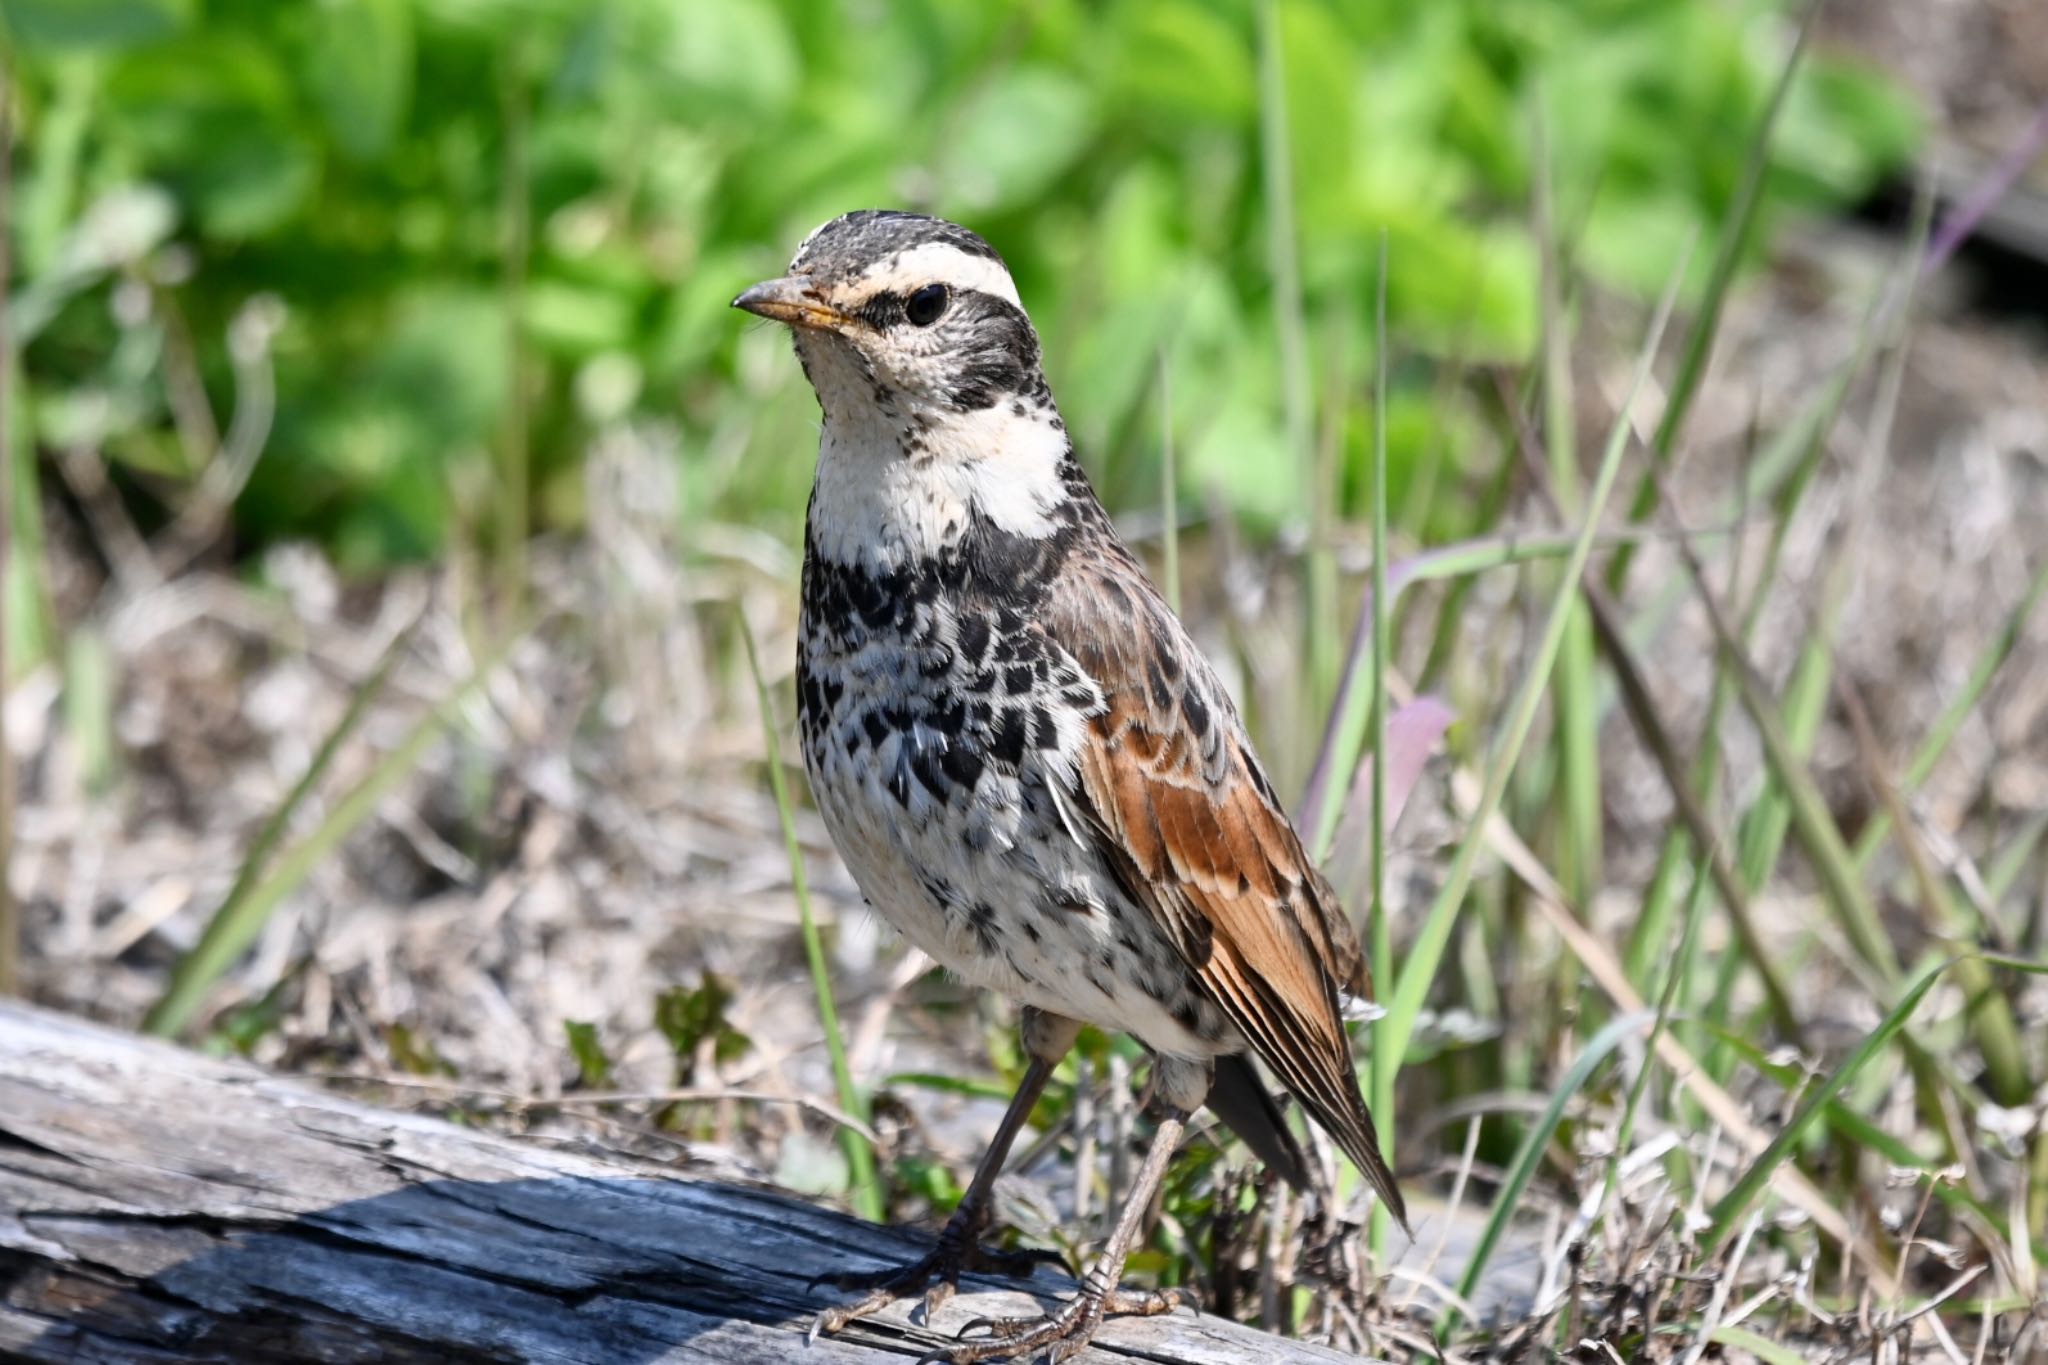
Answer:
733;210;1050;428
736;211;1081;568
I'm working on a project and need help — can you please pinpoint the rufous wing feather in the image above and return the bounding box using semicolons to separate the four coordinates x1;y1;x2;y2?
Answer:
1047;546;1409;1231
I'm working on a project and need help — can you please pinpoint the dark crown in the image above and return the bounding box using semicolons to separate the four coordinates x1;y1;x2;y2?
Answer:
792;210;1005;280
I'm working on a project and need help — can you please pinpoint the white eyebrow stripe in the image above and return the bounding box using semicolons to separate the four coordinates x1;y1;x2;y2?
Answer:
856;241;1022;310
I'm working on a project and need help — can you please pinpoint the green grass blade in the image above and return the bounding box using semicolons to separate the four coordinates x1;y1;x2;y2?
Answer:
1711;1326;1812;1365
1690;1015;2030;1249
496;47;531;622
1508;392;1804;1037
1382;241;1691;1077
739;612;882;1222
1601;794;1718;1234
1625;436;1796;990
172;617;422;998
1661;503;1899;982
1157;348;1179;616
1713;285;1887;932
147;625;509;1038
1445;1009;1653;1335
1985;811;2048;906
1418;444;1520;690
1255;0;1311;512
1727;189;1926;978
1746;656;1897;974
1255;0;1323;722
1851;555;2048;873
884;1072;1021;1104
1397;527;1731;586
0;84;12;997
1604;1;1817;595
1533;92;1601;911
1304;521;1735;856
1703;952;2048;1251
1847;665;2031;1105
62;628;116;795
1367;232;1395;1258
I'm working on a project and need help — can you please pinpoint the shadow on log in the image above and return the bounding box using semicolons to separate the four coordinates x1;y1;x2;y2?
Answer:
0;1003;1368;1363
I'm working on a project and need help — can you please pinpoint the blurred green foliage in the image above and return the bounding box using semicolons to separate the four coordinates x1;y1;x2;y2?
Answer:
562;1018;617;1088
3;0;1917;567
655;972;752;1084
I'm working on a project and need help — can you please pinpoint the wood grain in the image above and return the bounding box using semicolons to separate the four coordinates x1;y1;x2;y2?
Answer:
0;1002;1369;1364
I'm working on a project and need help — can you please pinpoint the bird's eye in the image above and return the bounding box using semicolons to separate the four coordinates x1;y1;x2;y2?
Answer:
905;283;950;326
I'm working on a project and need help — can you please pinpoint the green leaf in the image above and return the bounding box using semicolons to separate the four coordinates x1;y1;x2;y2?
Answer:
209;974;299;1057
1;0;193;50
524;278;635;355
881;1072;1018;1103
349;287;511;457
659;0;798;119
563;1020;616;1089
386;1022;455;1077
1386;219;1537;362
1275;0;1354;235
1578;190;1710;300
654;974;753;1085
941;67;1095;215
1184;391;1295;525
1711;1326;1812;1365
104;37;319;238
890;1155;964;1212
1772;60;1922;205
305;0;416;162
1108;0;1255;124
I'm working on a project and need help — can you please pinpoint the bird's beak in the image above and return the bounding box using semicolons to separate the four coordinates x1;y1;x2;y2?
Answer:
731;276;848;331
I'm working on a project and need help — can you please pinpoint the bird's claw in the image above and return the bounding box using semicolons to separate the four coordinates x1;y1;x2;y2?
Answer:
934;1285;1192;1362
809;1216;1053;1340
913;1277;957;1325
954;1314;998;1341
810;1286;898;1341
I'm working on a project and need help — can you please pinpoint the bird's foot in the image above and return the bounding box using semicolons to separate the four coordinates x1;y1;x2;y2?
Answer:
809;1215;1062;1338
939;1282;1193;1363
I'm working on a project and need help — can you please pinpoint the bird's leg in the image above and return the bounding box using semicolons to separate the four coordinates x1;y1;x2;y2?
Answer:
945;1105;1193;1363
944;1053;1208;1363
812;1010;1080;1336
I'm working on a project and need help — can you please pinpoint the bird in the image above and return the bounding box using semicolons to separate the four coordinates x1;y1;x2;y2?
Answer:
734;209;1405;1362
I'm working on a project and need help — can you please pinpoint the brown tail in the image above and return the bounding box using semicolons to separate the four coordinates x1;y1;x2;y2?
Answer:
1318;1082;1410;1234
1207;1055;1408;1233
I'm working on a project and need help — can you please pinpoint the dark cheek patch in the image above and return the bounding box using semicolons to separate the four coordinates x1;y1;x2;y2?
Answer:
941;300;1038;410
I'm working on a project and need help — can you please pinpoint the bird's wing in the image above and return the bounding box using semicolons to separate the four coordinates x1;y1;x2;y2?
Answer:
1042;541;1407;1229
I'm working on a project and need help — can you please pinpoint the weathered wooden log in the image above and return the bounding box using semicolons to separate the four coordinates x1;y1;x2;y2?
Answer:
0;1003;1370;1363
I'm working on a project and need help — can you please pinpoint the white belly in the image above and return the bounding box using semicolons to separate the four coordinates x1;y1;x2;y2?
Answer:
803;732;1226;1059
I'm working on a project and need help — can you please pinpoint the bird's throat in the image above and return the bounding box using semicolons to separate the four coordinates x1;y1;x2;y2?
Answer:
806;399;1073;576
